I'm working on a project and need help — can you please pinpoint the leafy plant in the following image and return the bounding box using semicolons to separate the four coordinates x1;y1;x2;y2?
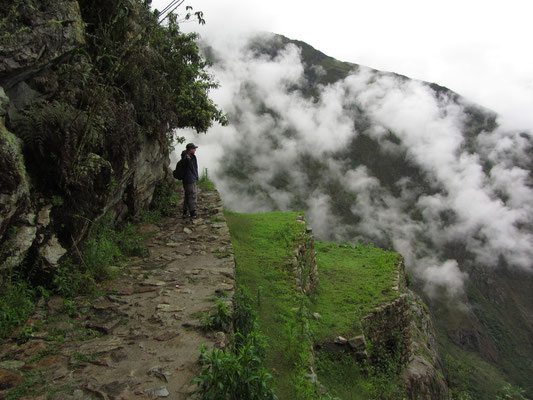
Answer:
195;332;277;400
150;178;180;218
198;168;216;191
200;301;232;331
0;280;35;339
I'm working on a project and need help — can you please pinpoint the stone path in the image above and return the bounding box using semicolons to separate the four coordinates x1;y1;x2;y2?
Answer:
0;187;235;399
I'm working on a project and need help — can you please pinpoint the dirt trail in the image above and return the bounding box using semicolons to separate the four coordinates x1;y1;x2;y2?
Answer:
0;186;235;399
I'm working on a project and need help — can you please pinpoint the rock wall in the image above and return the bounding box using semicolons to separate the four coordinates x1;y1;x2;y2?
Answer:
317;256;449;399
0;0;170;275
360;259;410;364
290;216;319;294
400;293;449;400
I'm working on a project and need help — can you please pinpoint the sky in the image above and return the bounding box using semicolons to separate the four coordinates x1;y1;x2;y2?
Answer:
154;0;533;134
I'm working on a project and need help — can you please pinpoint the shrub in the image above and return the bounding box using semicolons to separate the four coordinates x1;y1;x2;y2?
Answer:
195;332;277;400
0;280;34;338
150;179;180;218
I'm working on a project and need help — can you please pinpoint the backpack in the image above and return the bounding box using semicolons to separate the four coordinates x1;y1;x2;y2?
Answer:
173;159;185;180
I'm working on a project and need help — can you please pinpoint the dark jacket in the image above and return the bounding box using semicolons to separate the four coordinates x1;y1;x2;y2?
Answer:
181;150;199;184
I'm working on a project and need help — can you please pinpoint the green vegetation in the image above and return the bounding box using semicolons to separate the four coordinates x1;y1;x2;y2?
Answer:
225;211;320;399
0;281;35;339
199;168;216;191
144;178;180;222
200;301;232;331
53;215;147;298
194;287;277;400
225;211;408;399
315;350;404;400
311;242;401;342
310;242;404;399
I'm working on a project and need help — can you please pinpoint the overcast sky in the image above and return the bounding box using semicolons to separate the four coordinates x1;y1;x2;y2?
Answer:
154;0;533;133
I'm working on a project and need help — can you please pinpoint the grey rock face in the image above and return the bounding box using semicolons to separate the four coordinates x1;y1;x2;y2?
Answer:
0;1;84;88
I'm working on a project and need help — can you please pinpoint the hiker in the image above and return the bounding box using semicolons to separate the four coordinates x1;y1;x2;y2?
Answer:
181;143;199;218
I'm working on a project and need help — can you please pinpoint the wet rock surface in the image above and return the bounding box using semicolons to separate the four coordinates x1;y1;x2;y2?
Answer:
0;187;234;399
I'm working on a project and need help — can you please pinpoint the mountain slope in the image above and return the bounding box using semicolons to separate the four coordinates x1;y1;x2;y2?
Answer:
195;32;533;397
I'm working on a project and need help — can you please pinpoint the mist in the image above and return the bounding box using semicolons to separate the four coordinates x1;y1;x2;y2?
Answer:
174;32;533;298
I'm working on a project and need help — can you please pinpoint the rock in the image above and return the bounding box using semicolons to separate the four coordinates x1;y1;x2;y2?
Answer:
348;335;367;351
47;295;64;313
148;365;173;382
36;204;53;227
156;304;184;312
215;283;234;293
89;357;112;367
40;234;67;267
0;86;9;117
0;369;23;390
138;223;161;234
214;331;227;350
182;321;202;329
137;287;157;293
85;317;123;335
109;349;128;362
77;338;123;355
99;381;128;398
176;247;193;256
183;227;193;234
107;295;130;305
0;361;25;370
334;336;348;345
144;385;169;397
17;341;49;359
28;355;66;370
312;313;322;320
71;389;85;399
118;286;135;295
141;280;166;286
154;331;179;342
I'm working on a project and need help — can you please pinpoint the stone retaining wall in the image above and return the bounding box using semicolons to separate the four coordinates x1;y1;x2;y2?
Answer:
290;216;319;295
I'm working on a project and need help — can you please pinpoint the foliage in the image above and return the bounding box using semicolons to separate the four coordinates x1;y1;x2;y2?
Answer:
226;211;329;399
0;280;35;339
315;350;404;400
200;301;232;331
496;384;530;400
149;178;180;217
311;242;401;342
195;286;277;400
195;333;277;400
54;215;147;297
198;168;216;191
4;0;227;261
233;286;257;338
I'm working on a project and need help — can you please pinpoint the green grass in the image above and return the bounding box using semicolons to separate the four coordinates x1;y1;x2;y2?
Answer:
226;212;408;399
0;280;35;339
198;168;216;191
225;211;313;399
315;349;404;400
311;242;401;343
310;242;403;399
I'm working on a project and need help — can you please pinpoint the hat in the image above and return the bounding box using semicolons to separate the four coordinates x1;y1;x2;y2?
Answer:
186;143;198;149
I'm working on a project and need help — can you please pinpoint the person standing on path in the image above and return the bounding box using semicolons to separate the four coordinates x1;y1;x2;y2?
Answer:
181;143;199;218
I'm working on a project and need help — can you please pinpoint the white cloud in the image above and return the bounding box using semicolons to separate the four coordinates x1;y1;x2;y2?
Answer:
171;31;533;299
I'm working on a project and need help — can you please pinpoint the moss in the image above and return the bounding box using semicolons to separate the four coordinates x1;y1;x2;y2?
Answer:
310;242;401;342
0;122;28;184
